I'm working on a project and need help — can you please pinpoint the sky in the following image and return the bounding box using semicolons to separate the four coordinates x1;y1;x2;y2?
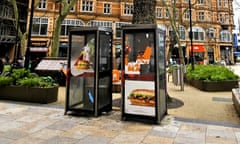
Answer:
233;0;240;30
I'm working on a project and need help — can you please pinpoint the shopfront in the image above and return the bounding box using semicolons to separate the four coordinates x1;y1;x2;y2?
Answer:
189;45;205;64
30;40;49;70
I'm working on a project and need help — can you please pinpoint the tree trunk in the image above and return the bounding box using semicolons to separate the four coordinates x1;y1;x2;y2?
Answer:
51;17;63;57
132;0;156;24
50;0;77;57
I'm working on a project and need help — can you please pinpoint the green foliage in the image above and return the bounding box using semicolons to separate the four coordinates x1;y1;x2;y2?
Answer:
186;65;239;81
0;67;58;88
167;64;180;74
0;76;13;86
17;76;58;88
10;68;32;80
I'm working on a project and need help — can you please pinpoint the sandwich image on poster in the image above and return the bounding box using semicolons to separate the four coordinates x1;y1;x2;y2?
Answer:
128;89;155;107
124;80;155;116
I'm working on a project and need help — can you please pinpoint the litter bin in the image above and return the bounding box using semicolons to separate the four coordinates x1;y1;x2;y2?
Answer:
172;64;180;85
172;64;185;91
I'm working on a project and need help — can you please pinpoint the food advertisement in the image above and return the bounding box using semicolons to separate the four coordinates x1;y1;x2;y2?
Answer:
124;45;152;75
70;37;95;76
124;80;155;116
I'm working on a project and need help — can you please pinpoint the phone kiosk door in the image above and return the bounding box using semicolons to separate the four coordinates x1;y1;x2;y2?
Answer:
121;24;167;123
65;27;112;116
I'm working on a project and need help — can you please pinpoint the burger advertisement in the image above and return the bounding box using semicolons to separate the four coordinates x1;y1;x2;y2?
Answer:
70;40;94;76
124;80;155;116
128;89;155;107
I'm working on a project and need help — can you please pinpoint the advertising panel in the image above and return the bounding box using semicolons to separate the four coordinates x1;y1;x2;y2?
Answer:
124;80;155;116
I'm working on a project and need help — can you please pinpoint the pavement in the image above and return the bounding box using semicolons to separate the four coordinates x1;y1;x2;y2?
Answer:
0;65;240;143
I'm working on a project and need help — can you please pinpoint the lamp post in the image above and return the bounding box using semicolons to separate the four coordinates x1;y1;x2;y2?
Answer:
24;0;34;69
189;0;194;70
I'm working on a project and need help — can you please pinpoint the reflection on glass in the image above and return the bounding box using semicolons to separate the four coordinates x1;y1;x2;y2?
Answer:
124;32;155;75
71;34;95;76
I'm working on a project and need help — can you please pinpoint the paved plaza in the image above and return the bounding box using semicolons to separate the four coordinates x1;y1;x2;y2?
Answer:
0;101;239;144
0;64;240;143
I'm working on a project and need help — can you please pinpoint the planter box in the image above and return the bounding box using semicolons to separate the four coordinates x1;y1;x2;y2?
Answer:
232;88;240;116
185;79;238;91
0;86;58;104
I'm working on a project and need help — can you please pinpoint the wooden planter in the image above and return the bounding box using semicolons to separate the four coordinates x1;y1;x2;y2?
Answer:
0;86;58;104
185;79;238;91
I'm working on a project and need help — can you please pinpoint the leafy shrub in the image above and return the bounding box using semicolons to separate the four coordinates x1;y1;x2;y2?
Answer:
186;64;239;81
17;76;58;88
0;67;58;88
0;76;13;86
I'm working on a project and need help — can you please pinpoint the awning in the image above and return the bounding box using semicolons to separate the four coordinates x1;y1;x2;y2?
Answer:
189;45;205;52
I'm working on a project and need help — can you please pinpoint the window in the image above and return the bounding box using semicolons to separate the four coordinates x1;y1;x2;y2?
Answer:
218;13;224;23
38;0;47;9
124;4;133;15
68;0;74;12
218;0;222;7
104;3;111;14
81;0;93;12
207;28;215;39
169;25;186;40
184;10;190;20
61;19;84;36
198;0;204;4
223;0;228;7
220;30;231;42
87;20;112;28
115;22;130;38
32;17;48;36
190;27;204;41
165;8;169;18
225;14;229;24
156;7;162;18
198;12;205;21
178;26;186;40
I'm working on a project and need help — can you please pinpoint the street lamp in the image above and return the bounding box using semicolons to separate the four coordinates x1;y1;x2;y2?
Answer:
189;0;194;70
24;0;34;69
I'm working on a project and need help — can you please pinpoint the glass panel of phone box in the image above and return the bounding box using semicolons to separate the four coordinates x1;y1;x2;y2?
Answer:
67;30;112;114
69;34;95;111
123;31;157;117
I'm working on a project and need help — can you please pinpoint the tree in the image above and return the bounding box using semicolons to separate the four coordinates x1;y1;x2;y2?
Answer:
50;0;77;57
160;0;197;65
8;0;40;58
132;0;156;24
8;0;27;58
132;0;186;64
160;0;185;64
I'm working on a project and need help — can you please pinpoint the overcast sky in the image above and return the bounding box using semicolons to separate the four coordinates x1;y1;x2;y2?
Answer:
233;0;240;30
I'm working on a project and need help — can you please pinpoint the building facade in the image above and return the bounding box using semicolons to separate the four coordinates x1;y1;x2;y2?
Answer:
0;0;29;63
26;0;234;65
